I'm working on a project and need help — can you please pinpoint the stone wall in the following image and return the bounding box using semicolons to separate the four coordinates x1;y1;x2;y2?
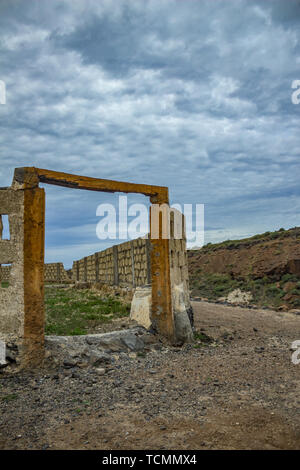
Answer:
0;265;11;282
44;263;71;283
0;237;153;288
1;262;71;284
71;237;151;287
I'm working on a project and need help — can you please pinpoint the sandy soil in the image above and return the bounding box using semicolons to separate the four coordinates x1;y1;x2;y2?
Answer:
0;301;300;450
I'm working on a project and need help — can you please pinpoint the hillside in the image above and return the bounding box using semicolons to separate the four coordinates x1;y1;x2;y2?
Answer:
188;227;300;310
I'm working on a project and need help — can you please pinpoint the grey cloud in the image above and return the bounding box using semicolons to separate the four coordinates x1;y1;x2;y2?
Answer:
0;0;299;263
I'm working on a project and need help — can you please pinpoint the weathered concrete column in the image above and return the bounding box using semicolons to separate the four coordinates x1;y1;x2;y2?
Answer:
23;187;45;367
150;191;175;342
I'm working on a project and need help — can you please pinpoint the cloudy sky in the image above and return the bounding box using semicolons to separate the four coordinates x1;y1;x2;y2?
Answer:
0;0;300;268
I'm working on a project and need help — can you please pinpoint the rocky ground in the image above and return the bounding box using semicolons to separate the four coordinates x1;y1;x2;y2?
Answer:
0;300;300;450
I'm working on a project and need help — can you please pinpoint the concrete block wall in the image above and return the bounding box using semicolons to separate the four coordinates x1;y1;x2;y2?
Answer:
117;240;133;286
1;262;71;284
69;230;190;306
0;265;11;282
131;237;151;287
97;249;114;284
44;263;71;283
67;209;190;296
71;237;152;287
72;248;115;284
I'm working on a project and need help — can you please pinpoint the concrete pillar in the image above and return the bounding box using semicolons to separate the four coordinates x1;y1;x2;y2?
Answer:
23;187;45;367
149;201;175;341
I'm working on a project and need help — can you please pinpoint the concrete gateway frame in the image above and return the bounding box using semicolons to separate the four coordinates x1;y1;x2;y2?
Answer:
3;167;176;367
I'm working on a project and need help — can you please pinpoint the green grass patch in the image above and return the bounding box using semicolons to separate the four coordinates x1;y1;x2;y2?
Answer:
190;272;299;309
45;287;130;335
194;331;213;343
190;273;240;300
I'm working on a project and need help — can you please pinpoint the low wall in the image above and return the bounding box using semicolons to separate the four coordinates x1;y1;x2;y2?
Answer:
1;234;190;295
44;263;71;283
71;237;151;287
1;262;71;284
0;265;11;282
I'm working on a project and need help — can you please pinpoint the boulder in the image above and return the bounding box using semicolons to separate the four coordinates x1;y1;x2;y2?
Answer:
221;289;252;305
89;351;112;366
45;328;147;364
121;333;144;351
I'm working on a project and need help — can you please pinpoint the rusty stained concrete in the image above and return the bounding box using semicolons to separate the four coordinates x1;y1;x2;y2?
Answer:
23;187;45;367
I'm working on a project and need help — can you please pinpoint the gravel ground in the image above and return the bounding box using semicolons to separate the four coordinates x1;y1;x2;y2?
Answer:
0;300;300;450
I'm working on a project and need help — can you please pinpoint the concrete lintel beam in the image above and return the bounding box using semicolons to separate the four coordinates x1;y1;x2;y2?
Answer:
12;167;169;203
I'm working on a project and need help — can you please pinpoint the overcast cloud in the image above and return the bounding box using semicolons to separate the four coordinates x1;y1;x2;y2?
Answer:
0;0;299;267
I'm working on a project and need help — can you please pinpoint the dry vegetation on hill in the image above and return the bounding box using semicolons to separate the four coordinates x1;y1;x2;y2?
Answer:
188;227;300;310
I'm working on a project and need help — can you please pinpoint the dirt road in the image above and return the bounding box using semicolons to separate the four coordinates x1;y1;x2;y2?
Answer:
0;301;300;450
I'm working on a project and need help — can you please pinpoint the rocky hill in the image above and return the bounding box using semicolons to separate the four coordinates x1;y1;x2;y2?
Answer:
187;227;300;310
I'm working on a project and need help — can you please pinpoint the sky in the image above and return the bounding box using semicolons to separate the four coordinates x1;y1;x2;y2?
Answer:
0;0;300;268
